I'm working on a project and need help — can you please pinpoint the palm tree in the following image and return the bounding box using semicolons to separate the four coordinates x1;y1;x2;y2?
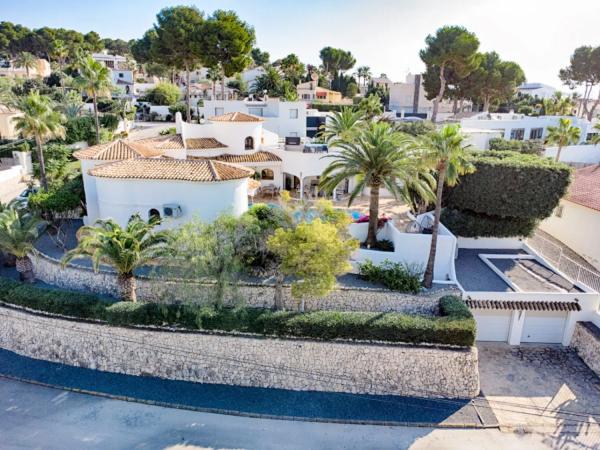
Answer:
541;92;576;116
62;215;172;302
13;92;66;191
318;107;364;143
420;124;474;288
546;118;581;162
50;40;69;93
356;66;371;91
591;123;600;145
0;205;46;282
320;121;434;247
207;66;222;99
14;52;37;78
74;55;112;144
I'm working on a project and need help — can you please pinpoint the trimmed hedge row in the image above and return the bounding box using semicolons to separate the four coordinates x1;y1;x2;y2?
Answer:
441;208;538;238
446;151;571;220
0;278;476;346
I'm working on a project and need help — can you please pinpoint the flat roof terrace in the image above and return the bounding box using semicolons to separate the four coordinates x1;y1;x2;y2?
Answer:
455;249;582;293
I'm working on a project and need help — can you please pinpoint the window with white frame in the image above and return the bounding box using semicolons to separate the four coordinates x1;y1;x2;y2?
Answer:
214;107;224;116
510;128;525;140
530;128;543;139
289;108;299;119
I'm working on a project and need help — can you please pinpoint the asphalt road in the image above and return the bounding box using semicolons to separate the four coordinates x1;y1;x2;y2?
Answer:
0;377;583;450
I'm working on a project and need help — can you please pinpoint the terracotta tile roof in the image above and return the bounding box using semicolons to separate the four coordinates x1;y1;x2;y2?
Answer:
209;112;264;122
193;151;282;164
465;299;580;312
89;158;254;182
186;137;228;150
73;139;164;160
137;134;185;150
566;165;600;212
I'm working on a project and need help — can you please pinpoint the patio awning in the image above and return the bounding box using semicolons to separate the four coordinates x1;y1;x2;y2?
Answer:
466;299;581;312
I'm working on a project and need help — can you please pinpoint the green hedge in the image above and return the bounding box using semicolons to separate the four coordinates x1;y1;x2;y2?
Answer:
358;259;422;293
446;151;571;220
29;175;84;214
441;208;537;238
488;138;544;155
0;279;475;346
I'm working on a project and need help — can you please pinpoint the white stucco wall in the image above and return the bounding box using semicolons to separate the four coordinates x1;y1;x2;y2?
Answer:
540;200;600;271
460;115;591;143
544;145;600;164
181;120;263;153
93;176;248;228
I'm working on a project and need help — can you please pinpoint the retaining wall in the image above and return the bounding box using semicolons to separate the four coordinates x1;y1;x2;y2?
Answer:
571;322;600;377
0;305;480;398
32;253;457;314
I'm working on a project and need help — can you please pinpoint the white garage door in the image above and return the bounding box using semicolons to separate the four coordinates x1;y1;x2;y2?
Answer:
472;310;511;342
521;311;567;343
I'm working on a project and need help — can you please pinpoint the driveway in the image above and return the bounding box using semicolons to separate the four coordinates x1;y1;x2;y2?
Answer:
0;377;593;450
478;342;600;443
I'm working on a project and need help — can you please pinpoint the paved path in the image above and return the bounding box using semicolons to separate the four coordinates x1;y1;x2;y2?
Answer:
478;342;600;442
0;377;595;450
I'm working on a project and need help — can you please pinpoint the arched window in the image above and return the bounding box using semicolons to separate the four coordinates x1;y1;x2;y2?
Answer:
245;136;254;150
261;168;274;180
148;208;161;221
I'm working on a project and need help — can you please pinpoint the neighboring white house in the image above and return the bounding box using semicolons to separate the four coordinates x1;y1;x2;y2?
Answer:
92;52;134;95
389;73;462;120
199;98;307;139
0;57;51;79
460;112;592;143
540;165;600;271
517;82;557;99
0;104;22;140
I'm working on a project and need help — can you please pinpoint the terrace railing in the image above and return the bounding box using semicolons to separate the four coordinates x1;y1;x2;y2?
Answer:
527;233;600;292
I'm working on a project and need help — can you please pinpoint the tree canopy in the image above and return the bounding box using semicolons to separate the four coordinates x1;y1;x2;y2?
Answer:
559;45;600;120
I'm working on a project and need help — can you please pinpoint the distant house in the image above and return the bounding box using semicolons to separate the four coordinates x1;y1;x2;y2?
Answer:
459;112;591;143
389;73;463;120
0;104;22;140
296;80;343;104
0;57;51;79
540;165;600;271
92;52;134;95
370;74;394;91
517;82;557;100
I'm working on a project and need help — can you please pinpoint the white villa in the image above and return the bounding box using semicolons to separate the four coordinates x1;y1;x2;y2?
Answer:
459;112;592;143
92;52;134;95
76;110;343;228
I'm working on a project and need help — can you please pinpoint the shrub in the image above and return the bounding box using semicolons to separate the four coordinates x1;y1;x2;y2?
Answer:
443;151;571;238
446;151;571;220
358;259;422;293
370;239;394;252
2;283;106;320
29;175;84;214
168;102;187;121
0;278;476;346
439;295;473;319
488;138;544;155
100;114;120;131
64;116;95;144
441;208;537;237
145;82;181;106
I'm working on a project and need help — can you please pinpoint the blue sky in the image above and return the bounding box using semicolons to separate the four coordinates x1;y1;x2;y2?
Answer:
3;0;599;90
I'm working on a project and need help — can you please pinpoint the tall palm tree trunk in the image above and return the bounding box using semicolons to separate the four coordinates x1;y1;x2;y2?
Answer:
423;164;447;288
117;273;137;302
185;66;191;123
34;135;48;191
221;71;226;100
16;256;35;283
555;145;563;162
366;184;380;248
431;63;446;123
93;92;100;144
